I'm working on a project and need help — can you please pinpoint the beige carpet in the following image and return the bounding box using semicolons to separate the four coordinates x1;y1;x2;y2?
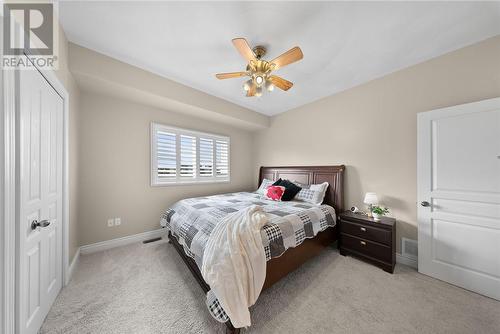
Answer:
40;239;500;334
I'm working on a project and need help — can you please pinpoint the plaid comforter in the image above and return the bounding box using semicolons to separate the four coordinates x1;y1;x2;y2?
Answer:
160;191;336;323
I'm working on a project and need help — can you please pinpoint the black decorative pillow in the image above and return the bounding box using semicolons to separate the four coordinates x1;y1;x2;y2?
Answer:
274;179;302;201
272;178;282;186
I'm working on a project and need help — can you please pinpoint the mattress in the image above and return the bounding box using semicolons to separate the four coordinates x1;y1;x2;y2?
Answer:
160;191;337;322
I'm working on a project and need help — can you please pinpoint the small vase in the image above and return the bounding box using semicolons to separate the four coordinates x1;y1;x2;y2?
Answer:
372;213;381;221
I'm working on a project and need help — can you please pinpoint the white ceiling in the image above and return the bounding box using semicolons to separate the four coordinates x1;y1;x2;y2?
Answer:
59;1;500;116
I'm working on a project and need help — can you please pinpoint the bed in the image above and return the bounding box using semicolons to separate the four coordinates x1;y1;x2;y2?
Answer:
163;165;344;333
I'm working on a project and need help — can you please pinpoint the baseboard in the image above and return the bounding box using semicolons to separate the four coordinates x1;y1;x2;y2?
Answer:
80;229;166;255
80;230;415;269
66;247;80;285
396;253;418;269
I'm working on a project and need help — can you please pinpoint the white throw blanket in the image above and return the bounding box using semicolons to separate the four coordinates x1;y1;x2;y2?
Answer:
201;205;268;328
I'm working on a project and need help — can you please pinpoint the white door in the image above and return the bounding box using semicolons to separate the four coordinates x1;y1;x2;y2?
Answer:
417;97;500;301
18;65;64;334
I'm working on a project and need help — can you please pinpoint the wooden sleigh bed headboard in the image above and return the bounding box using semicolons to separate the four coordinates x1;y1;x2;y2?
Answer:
259;165;345;212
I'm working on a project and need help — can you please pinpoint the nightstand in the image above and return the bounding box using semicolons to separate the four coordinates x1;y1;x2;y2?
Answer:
338;211;396;273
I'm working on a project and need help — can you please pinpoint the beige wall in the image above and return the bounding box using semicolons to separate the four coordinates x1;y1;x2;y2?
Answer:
77;92;255;245
54;26;81;264
69;43;268;131
253;36;500;253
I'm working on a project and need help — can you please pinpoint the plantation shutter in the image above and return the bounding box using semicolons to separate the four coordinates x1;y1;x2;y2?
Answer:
156;130;177;181
152;123;229;185
199;138;214;177
180;135;196;178
216;140;229;177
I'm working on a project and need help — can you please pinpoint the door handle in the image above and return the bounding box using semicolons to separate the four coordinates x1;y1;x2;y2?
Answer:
31;219;50;230
421;201;430;207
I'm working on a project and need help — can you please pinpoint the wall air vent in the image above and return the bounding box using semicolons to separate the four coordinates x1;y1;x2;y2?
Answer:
402;237;418;260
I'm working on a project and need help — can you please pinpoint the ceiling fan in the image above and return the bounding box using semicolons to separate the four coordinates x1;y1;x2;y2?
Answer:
215;38;303;97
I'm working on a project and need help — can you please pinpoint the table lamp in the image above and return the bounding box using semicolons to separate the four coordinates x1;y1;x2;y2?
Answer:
364;192;378;217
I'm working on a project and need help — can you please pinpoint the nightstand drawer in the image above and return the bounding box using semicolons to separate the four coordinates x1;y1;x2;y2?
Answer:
341;233;392;263
340;220;391;245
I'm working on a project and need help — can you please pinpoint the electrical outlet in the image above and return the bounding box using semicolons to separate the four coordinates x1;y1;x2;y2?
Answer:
107;219;114;227
114;218;121;226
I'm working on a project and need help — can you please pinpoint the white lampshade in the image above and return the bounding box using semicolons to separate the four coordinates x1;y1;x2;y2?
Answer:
364;192;378;205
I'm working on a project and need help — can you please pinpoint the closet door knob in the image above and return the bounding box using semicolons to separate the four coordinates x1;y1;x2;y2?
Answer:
421;201;430;207
31;219;50;230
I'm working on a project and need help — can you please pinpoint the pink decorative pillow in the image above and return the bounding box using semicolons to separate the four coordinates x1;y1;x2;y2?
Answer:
265;185;286;201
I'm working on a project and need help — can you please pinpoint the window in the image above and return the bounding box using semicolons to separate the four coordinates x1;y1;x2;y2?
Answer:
151;123;230;185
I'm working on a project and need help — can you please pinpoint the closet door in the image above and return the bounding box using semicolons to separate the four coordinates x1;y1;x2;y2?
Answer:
18;64;64;334
417;98;500;301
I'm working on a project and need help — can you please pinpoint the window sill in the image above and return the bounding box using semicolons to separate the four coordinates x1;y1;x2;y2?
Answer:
151;179;230;187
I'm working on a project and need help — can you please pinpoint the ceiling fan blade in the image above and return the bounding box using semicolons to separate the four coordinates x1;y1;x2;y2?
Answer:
215;72;248;80
232;38;257;63
269;75;293;91
270;46;303;71
246;84;257;97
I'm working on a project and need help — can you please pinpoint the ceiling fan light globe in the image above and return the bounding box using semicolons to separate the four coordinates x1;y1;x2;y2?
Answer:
255;86;263;97
255;75;264;86
243;80;252;91
266;82;275;92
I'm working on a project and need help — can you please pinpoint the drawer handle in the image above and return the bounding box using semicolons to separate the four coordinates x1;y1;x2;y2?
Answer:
360;227;366;232
360;241;366;246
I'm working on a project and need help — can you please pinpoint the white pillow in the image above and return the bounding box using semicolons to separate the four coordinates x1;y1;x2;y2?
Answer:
256;178;274;195
294;181;329;205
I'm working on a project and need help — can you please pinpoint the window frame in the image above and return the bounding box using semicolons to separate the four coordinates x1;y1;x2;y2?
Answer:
150;122;230;186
